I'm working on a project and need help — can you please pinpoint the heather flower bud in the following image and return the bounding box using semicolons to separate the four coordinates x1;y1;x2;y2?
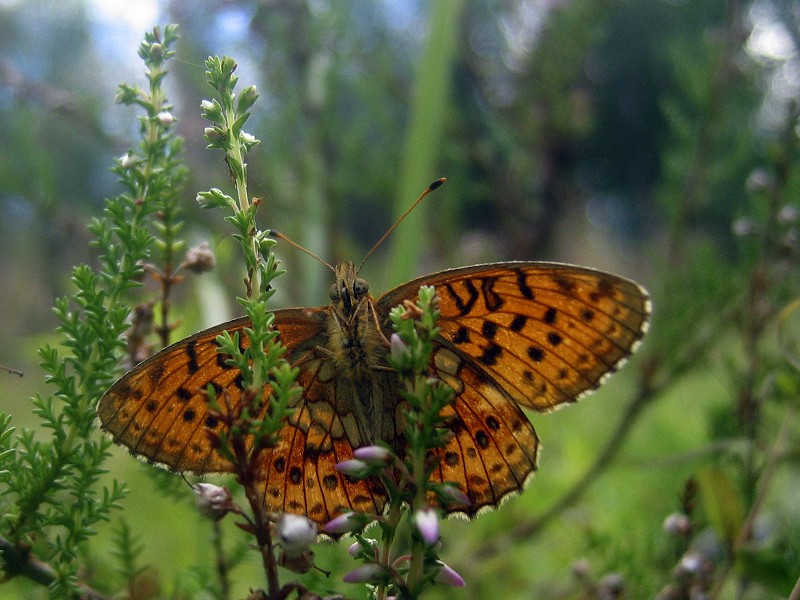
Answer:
663;512;691;537
599;572;625;594
778;204;799;224
732;217;755;237
276;513;317;558
237;85;259;112
571;558;591;579
353;445;392;465
324;511;368;535
676;550;703;575
347;538;377;557
342;564;388;584
414;507;440;544
119;153;138;168
183;241;216;273
389;333;408;364
334;459;370;479
204;126;224;143
156;110;174;126
434;561;465;587
193;483;234;520
437;484;470;508
745;168;774;193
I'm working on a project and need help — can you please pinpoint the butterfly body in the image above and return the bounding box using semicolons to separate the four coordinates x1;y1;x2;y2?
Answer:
318;261;398;447
99;261;649;525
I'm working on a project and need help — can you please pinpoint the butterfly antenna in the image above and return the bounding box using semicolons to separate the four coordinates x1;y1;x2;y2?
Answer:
271;231;335;272
357;177;446;274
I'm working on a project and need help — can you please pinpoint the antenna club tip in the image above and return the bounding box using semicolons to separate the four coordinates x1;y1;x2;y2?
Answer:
429;178;446;191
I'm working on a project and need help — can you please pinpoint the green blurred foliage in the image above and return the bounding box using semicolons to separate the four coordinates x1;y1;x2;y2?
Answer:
1;0;800;598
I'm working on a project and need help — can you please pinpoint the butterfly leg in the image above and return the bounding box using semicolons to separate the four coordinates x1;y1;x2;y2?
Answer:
367;299;392;347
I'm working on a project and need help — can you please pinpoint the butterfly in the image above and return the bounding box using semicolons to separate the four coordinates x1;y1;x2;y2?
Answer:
98;259;649;526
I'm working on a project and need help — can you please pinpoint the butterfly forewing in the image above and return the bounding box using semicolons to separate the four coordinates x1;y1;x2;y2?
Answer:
98;317;248;472
378;262;650;413
98;309;326;472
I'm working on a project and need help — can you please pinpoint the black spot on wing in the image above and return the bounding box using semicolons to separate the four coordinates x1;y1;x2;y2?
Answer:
528;346;545;362
443;279;479;317
453;326;470;344
515;269;534;300
186;340;199;374
547;332;563;346
510;315;527;332
481;277;504;311
481;320;498;340
479;343;502;366
289;466;302;485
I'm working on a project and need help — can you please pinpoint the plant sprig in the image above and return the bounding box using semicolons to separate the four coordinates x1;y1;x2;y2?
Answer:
197;55;305;598
0;25;187;597
328;286;466;600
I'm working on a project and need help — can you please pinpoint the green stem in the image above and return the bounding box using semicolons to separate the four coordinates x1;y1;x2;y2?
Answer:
226;114;261;299
377;500;404;600
406;394;430;596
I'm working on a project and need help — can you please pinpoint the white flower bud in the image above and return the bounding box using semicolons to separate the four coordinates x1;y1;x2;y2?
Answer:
276;513;317;558
156;110;174;126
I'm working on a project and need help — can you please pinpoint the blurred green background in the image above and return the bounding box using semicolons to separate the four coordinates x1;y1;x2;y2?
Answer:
2;0;800;598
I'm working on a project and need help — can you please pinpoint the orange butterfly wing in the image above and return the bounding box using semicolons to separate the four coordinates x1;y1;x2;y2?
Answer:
377;262;649;513
98;310;316;471
98;307;389;523
255;335;390;524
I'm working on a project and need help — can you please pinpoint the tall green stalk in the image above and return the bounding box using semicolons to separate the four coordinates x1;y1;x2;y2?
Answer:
387;0;464;282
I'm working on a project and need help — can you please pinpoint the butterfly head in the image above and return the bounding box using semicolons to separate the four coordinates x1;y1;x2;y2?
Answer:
330;260;370;316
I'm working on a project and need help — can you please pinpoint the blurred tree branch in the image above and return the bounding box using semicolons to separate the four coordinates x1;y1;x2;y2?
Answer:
0;60;117;146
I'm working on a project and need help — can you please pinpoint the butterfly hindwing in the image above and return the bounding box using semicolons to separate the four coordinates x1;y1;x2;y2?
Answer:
256;345;389;524
430;347;540;514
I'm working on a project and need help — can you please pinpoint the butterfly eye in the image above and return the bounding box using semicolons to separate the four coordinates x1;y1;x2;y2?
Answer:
353;278;369;298
329;284;340;302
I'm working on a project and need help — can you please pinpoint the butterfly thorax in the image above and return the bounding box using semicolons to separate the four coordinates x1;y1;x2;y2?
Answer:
323;261;400;446
328;262;387;377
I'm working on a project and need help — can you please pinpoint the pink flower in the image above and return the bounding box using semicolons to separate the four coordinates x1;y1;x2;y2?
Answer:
348;538;377;557
324;511;367;535
334;459;370;478
438;484;471;508
342;564;387;584
414;507;440;544
353;445;392;465
156;110;174;126
434;561;465;586
389;333;408;363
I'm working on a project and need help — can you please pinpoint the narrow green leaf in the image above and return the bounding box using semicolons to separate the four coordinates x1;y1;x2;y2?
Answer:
697;467;744;546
